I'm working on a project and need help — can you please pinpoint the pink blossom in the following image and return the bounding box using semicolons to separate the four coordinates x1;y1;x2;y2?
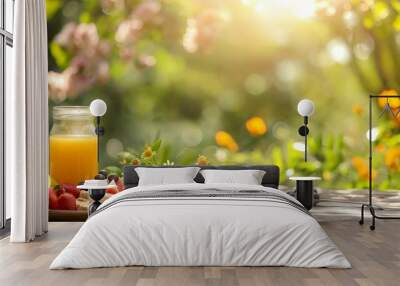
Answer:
70;56;88;73
66;70;95;98
182;10;226;53
49;22;111;100
97;61;110;84
119;47;135;62
114;0;162;51
115;19;143;44
55;23;100;57
98;41;112;57
101;0;125;14
55;23;77;50
137;54;156;68
49;0;164;101
48;71;69;102
182;19;198;53
73;23;99;57
133;0;161;22
49;62;94;102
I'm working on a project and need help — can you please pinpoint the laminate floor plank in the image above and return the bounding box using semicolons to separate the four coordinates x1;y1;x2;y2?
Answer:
1;194;400;286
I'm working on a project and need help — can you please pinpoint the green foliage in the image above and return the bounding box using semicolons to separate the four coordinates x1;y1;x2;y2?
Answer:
46;1;61;19
104;165;123;177
106;139;206;174
50;42;69;69
47;0;400;190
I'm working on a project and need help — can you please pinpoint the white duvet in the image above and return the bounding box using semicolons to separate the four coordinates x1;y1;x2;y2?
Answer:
50;183;351;269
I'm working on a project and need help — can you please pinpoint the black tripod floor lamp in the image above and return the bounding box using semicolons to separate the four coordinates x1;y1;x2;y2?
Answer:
359;94;400;230
89;99;107;171
297;99;315;161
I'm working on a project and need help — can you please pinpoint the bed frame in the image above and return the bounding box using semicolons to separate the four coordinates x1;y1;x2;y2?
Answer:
123;165;280;189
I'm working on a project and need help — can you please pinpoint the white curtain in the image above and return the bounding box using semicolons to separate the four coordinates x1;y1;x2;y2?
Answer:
7;0;48;242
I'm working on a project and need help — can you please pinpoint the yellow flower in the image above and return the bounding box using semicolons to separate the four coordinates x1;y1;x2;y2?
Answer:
352;157;365;169
375;144;385;153
378;89;400;127
142;146;154;158
215;131;239;152
226;142;239;152
378;89;400;108
395;116;400;128
384;147;400;172
352;104;363;115
131;158;141;166
215;131;232;146
196;155;209;166
352;156;376;181
246;116;267;137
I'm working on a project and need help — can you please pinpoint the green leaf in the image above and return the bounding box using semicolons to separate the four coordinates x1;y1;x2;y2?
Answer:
158;144;171;164
272;147;285;182
46;0;61;19
50;42;68;69
386;134;400;146
117;151;134;165
105;166;122;176
152;138;162;152
80;12;92;23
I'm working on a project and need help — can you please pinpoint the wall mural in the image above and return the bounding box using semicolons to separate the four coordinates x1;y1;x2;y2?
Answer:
47;0;400;216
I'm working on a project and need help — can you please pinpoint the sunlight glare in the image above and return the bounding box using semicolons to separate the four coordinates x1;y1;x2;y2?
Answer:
242;0;317;19
291;0;317;19
293;142;306;152
326;39;351;64
366;128;379;142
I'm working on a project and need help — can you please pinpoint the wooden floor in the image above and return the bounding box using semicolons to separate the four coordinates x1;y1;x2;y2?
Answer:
1;191;400;286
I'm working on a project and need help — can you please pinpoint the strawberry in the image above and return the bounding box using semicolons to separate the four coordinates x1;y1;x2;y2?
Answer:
106;188;118;195
107;174;119;183
48;188;58;210
54;185;65;196
58;193;77;210
62;184;80;198
116;180;124;192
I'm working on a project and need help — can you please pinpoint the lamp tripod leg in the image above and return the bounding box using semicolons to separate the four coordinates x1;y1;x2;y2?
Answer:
369;206;376;230
359;204;365;225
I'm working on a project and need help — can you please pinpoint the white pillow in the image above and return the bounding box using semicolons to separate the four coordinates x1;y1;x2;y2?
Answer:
200;169;266;185
135;167;200;186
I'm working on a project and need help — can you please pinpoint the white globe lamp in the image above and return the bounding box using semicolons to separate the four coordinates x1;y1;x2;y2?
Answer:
90;99;107;117
297;99;315;117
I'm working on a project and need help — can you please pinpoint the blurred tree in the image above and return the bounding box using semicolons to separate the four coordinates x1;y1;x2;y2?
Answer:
46;0;400;189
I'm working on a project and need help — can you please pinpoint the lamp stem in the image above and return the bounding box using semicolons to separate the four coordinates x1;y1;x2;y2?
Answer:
369;96;372;206
96;116;100;172
304;116;308;162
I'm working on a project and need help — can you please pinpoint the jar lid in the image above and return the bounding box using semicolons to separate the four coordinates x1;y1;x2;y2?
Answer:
53;106;92;120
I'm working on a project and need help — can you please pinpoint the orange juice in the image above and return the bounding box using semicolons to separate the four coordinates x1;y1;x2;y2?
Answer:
50;135;98;185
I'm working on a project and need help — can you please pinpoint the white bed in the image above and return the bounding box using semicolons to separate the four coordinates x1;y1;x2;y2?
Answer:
50;183;351;269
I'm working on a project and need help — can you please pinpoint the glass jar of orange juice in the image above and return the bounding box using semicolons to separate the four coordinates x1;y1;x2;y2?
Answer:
50;106;98;185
